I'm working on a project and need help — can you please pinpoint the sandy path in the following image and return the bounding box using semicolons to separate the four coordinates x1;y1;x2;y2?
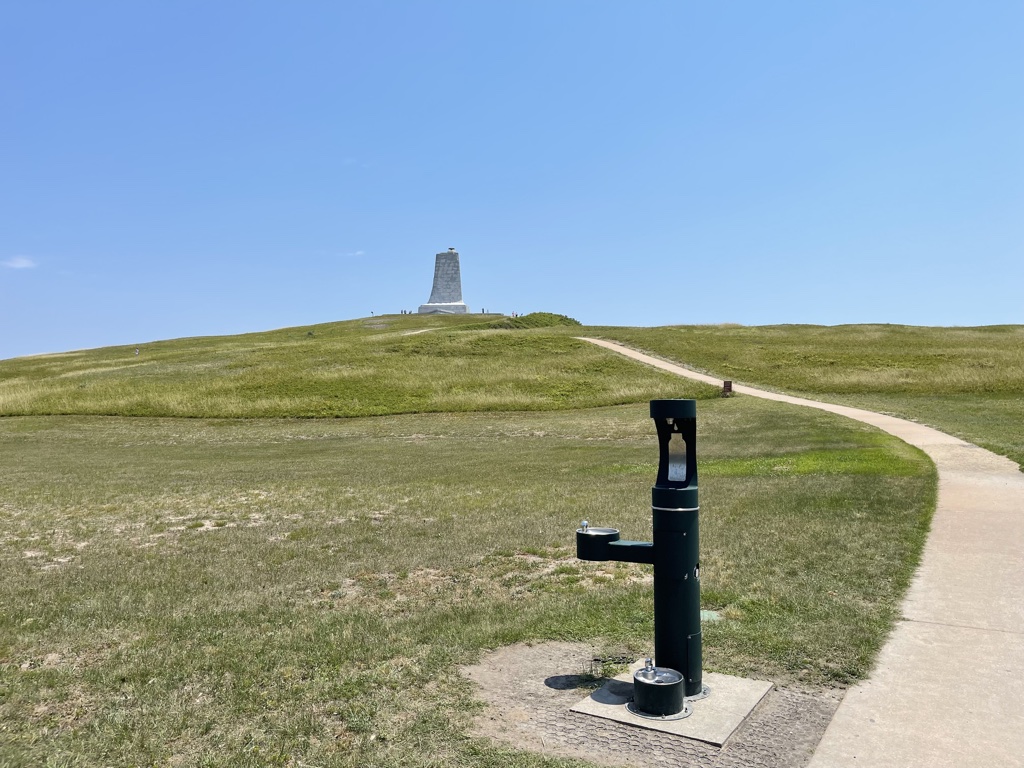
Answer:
580;337;1024;768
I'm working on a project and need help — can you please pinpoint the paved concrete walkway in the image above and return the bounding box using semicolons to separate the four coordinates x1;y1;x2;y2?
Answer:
581;338;1024;768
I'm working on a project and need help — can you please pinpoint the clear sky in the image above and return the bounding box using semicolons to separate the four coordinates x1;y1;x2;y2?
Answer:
3;1;1022;360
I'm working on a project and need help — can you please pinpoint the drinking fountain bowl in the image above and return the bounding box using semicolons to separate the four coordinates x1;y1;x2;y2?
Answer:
575;523;620;561
629;658;689;719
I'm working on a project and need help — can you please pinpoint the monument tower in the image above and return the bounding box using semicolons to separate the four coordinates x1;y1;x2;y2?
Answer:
418;248;468;314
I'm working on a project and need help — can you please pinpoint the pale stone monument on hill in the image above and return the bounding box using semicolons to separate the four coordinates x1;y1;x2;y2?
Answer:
418;248;468;314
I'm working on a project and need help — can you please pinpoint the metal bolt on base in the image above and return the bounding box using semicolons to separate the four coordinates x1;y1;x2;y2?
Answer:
687;684;711;702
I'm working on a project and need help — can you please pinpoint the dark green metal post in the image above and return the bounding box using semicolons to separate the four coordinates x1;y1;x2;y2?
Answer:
650;399;702;698
575;399;704;701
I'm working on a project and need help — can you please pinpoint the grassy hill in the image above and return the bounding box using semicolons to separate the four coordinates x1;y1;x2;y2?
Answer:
0;313;717;417
3;315;1019;469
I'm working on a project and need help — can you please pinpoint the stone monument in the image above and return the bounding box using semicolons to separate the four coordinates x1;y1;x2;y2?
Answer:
418;248;468;314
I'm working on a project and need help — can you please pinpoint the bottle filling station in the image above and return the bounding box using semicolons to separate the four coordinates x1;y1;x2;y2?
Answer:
576;399;708;719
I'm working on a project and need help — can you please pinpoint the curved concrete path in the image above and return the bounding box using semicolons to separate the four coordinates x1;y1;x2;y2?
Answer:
581;338;1024;768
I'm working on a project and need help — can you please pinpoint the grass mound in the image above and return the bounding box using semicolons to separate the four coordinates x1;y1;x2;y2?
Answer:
485;311;582;329
3;317;1019;469
0;314;716;418
450;311;583;332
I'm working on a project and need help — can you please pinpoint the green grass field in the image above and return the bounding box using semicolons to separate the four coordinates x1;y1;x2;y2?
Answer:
1;400;932;767
7;312;1014;766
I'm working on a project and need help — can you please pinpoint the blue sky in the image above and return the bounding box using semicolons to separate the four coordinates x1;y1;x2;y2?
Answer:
2;1;1022;360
